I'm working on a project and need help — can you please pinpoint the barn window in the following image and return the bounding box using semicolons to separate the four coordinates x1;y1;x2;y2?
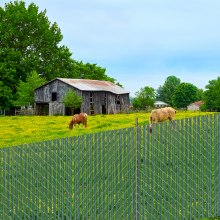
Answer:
90;92;94;103
52;92;57;101
104;93;107;105
90;92;95;115
116;95;120;105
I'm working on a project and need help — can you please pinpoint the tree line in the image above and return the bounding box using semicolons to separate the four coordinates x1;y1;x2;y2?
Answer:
132;75;220;112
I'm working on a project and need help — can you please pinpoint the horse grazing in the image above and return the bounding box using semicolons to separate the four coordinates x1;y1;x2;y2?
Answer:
69;113;88;129
149;107;176;133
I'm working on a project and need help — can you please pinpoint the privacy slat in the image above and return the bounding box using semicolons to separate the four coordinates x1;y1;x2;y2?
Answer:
1;114;220;219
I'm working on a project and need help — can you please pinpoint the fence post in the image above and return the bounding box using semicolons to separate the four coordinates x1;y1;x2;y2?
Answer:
218;114;220;217
135;118;139;220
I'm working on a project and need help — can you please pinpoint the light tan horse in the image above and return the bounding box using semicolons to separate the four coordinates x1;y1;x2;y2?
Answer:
69;113;87;129
149;107;176;133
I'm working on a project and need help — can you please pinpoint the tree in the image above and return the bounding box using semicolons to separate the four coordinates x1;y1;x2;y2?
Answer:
63;90;82;115
203;77;220;111
156;85;163;100
132;86;156;110
15;71;46;107
66;61;123;87
156;76;181;106
196;88;204;100
72;61;115;81
0;81;14;110
0;1;75;109
0;1;122;109
172;83;198;108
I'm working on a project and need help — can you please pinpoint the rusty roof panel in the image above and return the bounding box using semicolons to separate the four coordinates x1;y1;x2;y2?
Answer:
58;78;129;94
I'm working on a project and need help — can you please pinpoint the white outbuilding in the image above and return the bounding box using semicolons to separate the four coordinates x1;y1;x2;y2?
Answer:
154;101;169;108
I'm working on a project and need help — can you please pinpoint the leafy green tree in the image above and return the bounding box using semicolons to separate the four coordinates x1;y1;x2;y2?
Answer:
157;76;181;106
0;81;14;110
67;61;122;87
172;83;198;108
0;1;73;109
0;1;122;109
196;88;204;100
156;85;163;100
63;90;82;115
72;61;114;81
15;71;46;107
132;86;156;110
203;77;220;111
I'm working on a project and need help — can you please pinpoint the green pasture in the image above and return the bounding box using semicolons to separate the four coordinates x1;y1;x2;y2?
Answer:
0;111;215;148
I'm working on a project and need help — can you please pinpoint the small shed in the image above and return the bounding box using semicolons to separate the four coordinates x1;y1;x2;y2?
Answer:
34;78;130;115
154;101;169;108
187;101;203;111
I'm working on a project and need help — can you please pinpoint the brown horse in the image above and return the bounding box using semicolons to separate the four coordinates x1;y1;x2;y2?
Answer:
149;107;176;133
69;113;88;129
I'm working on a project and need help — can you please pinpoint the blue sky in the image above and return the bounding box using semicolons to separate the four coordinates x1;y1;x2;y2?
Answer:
1;0;220;96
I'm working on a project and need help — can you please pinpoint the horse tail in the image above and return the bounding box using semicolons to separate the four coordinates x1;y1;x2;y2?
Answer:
84;113;88;127
69;119;74;130
150;116;153;133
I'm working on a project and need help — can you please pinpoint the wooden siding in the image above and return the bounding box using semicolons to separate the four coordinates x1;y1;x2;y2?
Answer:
35;79;130;115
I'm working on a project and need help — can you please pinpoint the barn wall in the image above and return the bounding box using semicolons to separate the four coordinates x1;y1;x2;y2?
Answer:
49;102;65;115
35;80;81;103
35;80;83;115
187;104;200;111
81;91;130;115
81;91;106;115
35;79;130;115
107;93;130;114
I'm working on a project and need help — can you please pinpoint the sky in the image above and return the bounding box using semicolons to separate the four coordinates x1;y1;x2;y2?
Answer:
1;0;220;96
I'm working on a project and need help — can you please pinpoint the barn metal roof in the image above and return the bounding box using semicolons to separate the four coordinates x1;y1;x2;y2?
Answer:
188;101;203;107
35;78;129;95
154;101;168;105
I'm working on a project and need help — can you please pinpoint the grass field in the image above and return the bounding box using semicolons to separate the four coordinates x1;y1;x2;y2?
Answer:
0;111;215;148
1;111;219;219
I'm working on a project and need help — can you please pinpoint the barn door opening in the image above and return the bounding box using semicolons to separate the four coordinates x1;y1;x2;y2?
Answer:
35;103;49;115
65;107;80;116
74;108;80;114
102;93;107;114
116;95;121;113
102;105;106;114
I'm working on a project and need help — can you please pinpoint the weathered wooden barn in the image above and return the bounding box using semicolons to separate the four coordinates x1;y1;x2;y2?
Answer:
34;78;130;115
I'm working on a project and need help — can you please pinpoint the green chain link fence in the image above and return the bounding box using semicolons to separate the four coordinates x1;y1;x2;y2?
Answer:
0;114;220;219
